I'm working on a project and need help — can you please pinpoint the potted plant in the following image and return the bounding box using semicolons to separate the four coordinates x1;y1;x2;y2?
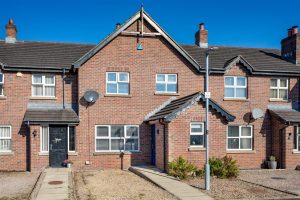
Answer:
64;159;73;168
268;156;277;169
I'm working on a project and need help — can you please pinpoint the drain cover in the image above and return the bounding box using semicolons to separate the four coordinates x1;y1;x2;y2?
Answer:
48;181;63;185
271;177;286;180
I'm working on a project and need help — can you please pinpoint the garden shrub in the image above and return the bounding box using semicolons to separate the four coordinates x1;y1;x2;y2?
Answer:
208;156;239;178
168;156;199;179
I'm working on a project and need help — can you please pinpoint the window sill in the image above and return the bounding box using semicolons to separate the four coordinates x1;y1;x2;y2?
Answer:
223;98;249;101
269;99;289;102
68;152;78;156
39;152;49;156
226;150;256;154
0;151;14;156
292;150;300;154
93;151;141;156
30;96;57;100
154;92;180;96
104;94;131;98
188;146;206;151
0;96;7;100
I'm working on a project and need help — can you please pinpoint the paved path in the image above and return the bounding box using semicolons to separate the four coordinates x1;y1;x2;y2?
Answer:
130;166;213;200
35;168;70;200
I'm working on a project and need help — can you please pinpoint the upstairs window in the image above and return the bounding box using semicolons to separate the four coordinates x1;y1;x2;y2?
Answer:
227;125;253;150
0;126;11;152
270;78;288;100
0;73;3;96
106;72;129;95
32;74;55;97
156;74;177;93
190;122;204;147
224;76;247;99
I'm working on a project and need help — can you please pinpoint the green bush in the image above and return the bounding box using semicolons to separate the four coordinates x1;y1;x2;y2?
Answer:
168;156;199;179
208;156;239;178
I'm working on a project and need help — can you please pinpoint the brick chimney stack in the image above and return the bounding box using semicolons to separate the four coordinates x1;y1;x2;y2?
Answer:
5;19;17;43
195;23;208;48
116;23;121;29
281;25;300;64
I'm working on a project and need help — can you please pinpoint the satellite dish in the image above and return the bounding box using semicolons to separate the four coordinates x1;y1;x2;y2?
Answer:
83;90;99;103
251;108;264;119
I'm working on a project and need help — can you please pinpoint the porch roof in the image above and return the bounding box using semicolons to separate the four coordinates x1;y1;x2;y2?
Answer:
23;108;79;124
145;92;235;122
269;109;300;125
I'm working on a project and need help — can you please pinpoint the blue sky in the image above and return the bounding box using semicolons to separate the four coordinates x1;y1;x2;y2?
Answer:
0;0;299;48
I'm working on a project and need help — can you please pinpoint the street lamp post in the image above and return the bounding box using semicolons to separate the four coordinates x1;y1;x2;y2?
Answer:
204;47;217;191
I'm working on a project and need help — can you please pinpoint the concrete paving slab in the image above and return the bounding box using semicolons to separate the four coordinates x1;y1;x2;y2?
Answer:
130;166;214;200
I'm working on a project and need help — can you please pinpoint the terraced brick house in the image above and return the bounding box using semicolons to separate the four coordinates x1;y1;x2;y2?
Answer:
0;9;300;171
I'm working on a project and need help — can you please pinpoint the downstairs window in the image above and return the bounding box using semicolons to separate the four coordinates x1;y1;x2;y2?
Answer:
294;126;300;151
227;125;253;150
0;126;11;152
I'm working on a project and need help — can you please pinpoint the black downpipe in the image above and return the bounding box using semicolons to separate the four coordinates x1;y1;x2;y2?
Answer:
159;119;167;172
62;68;66;109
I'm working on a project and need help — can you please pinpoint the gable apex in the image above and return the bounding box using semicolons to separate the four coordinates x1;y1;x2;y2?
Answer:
224;55;254;73
72;8;201;71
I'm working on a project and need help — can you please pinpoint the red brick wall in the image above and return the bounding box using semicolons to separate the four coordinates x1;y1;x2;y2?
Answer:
75;20;201;170
0;71;77;171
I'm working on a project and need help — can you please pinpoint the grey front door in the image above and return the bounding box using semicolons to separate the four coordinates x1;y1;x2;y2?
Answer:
49;126;68;167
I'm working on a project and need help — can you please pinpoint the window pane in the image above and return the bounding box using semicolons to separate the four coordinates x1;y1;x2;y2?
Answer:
156;83;166;92
45;86;55;96
225;77;234;86
166;84;177;92
228;138;239;149
111;139;124;150
191;124;202;133
107;73;116;81
118;73;128;82
0;73;3;83
33;85;43;96
45;76;54;84
111;126;124;137
69;127;75;151
190;135;203;146
237;77;246;86
125;139;138;151
96;139;109;150
294;127;297;150
280;79;287;87
33;75;43;83
0;85;3;96
225;88;234;98
270;89;278;98
107;83;117;93
240;138;252;149
279;89;288;99
157;74;165;82
0;139;11;151
241;127;251;136
126;126;138;137
97;127;109;137
41;127;48;152
228;126;239;137
236;88;246;98
118;83;129;94
270;79;277;87
167;75;176;82
0;127;11;138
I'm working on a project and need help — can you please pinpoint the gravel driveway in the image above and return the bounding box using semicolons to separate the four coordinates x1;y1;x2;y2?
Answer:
74;170;177;200
239;169;300;196
0;172;40;199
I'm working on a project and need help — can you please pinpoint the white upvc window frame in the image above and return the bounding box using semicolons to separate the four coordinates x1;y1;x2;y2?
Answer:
39;126;75;153
224;76;247;99
227;125;253;150
95;125;140;152
40;126;49;153
294;126;300;151
190;122;204;147
156;74;178;93
270;78;288;100
0;73;4;96
106;72;130;95
0;125;12;152
32;74;56;97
